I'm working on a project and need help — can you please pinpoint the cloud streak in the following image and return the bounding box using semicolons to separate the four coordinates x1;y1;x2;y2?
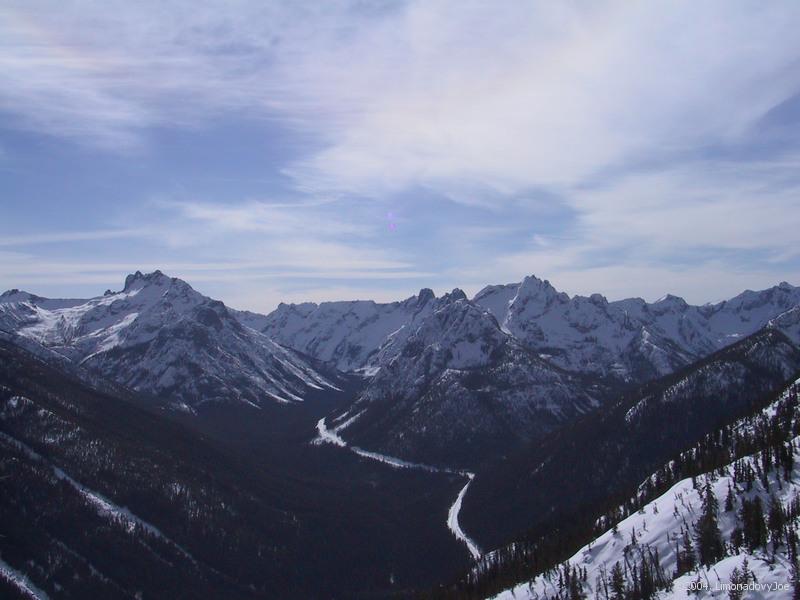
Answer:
2;2;800;308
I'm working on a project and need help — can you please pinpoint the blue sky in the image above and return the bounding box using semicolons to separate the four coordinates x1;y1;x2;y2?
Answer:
2;1;800;313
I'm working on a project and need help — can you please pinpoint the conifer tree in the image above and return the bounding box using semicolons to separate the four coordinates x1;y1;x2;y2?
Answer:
741;497;767;551
609;562;625;600
695;480;725;566
728;566;743;600
725;483;735;512
768;495;786;548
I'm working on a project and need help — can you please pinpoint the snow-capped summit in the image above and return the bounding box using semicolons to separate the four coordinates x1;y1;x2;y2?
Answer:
472;277;800;382
244;276;800;386
651;293;689;311
254;287;471;373
416;287;436;305
0;288;34;303
0;271;338;409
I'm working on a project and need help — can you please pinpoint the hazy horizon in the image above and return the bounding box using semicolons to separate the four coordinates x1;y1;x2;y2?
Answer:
2;267;798;316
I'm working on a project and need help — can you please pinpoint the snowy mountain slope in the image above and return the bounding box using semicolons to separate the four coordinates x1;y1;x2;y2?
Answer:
251;275;799;385
0;271;338;409
473;276;800;382
461;327;800;553
623;327;800;428
493;447;800;599
770;305;800;345
328;296;599;467
0;336;384;599
252;287;464;373
0;288;87;310
492;378;800;600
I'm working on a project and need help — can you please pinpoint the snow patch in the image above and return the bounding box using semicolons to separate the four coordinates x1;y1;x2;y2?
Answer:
0;559;50;600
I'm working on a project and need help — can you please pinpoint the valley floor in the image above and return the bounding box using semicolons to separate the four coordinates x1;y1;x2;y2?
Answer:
314;415;483;559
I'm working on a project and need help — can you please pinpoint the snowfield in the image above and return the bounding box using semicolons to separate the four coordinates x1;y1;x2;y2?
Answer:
493;381;800;600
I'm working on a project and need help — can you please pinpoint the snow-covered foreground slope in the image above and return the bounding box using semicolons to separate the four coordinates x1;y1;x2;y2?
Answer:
492;380;800;600
0;271;338;409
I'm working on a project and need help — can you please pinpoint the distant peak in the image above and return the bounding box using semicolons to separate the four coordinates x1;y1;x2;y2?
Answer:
443;288;467;302
778;281;795;290
123;269;172;291
417;288;435;304
0;289;38;303
654;293;687;306
589;293;607;305
123;271;144;290
521;274;546;286
519;274;558;294
514;274;568;305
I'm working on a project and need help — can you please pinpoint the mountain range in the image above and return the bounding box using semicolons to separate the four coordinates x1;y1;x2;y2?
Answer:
0;271;339;412
2;271;799;468
2;269;800;598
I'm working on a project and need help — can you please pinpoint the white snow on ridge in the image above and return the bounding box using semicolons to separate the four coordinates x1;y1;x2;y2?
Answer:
0;558;50;600
0;271;341;409
472;276;800;381
0;430;197;565
492;434;800;600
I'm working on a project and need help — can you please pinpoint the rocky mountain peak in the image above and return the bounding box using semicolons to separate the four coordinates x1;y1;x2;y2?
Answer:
122;269;174;292
441;288;467;303
0;289;34;304
589;293;608;306
416;287;435;305
651;293;688;313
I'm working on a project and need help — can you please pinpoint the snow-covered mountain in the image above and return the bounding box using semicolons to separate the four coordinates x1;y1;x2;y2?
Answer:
251;276;800;387
0;289;87;310
249;287;463;373
460;326;800;553
324;295;598;466
492;378;800;600
2;271;797;433
474;276;800;382
0;271;338;410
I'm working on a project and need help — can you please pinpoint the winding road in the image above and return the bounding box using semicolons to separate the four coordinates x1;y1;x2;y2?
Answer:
313;416;482;560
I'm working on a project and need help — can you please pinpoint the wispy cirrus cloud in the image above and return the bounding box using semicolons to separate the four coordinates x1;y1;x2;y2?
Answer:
6;1;800;187
2;2;800;308
0;228;151;246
